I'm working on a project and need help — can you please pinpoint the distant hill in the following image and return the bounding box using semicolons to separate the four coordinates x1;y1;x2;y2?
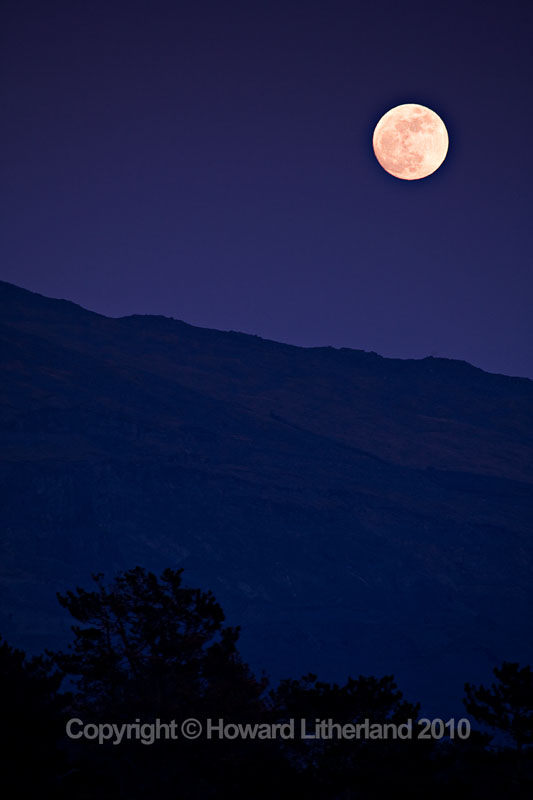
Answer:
1;279;532;715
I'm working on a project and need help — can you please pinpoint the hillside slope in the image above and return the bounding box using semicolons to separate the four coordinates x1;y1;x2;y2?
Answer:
1;280;532;714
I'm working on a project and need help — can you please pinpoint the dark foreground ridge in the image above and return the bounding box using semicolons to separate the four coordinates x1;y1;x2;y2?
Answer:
1;279;532;716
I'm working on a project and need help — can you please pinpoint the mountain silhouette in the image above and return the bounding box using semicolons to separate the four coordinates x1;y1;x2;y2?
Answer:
1;279;532;715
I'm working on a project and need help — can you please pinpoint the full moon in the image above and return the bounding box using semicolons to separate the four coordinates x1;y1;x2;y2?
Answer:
372;104;449;180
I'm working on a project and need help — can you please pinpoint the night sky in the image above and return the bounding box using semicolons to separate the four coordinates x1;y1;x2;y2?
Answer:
2;0;532;378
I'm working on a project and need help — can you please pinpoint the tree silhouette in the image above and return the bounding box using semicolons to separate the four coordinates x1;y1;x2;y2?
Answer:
269;672;429;796
53;565;265;717
3;575;533;798
50;566;277;799
464;662;533;751
0;637;68;796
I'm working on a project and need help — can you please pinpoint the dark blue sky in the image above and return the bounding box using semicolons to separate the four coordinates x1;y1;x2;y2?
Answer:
2;0;532;377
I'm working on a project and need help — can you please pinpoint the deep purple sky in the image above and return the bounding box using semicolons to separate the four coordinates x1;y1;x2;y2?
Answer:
2;0;532;377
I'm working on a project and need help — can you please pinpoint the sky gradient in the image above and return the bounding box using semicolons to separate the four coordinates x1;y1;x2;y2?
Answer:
2;0;532;377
